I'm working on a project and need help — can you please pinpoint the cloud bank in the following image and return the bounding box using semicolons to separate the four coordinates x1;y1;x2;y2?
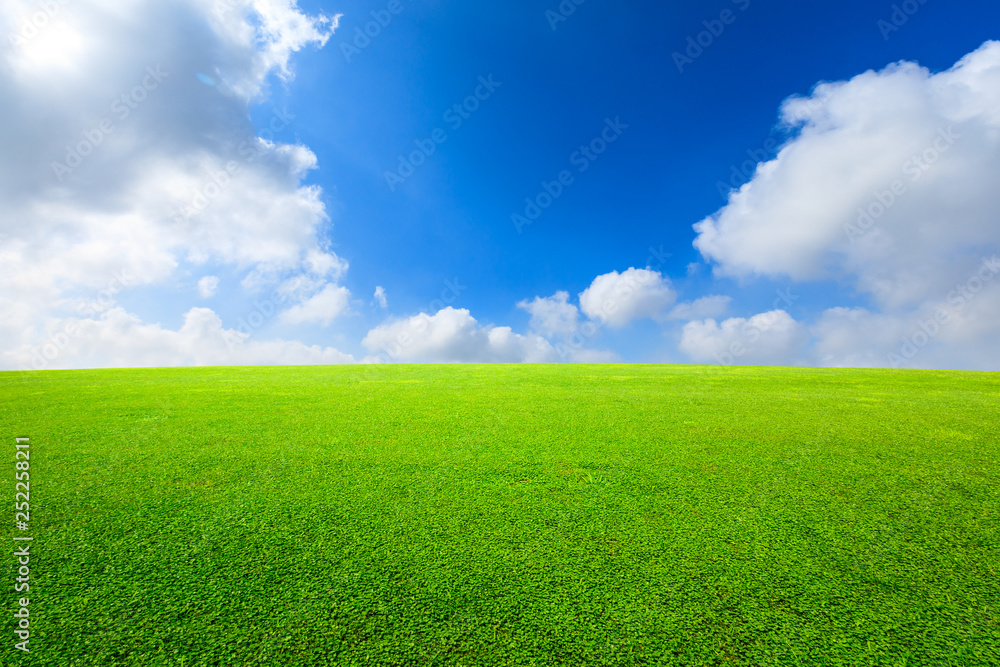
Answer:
0;0;351;369
688;42;1000;370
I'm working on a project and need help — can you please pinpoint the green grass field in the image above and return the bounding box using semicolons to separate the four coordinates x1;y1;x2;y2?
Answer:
2;364;998;666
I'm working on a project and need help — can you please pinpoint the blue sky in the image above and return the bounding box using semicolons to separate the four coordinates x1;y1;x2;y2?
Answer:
2;0;1000;369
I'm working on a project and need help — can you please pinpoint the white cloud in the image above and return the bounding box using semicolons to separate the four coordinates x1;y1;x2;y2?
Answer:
565;348;621;363
516;290;621;362
362;307;558;363
198;275;220;298
679;310;808;366
812;258;1000;369
202;0;339;98
578;268;676;328
3;307;354;370
374;286;387;309
667;295;731;321
517;291;580;338
689;42;1000;370
303;249;348;280
279;284;351;326
0;0;351;369
810;307;908;368
694;42;1000;307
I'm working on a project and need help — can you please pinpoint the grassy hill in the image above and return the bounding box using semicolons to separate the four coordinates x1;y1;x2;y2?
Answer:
2;364;998;665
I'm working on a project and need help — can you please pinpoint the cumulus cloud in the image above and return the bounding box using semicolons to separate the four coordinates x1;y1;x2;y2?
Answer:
303;248;348;281
515;290;620;362
197;275;220;298
3;307;354;371
362;307;557;363
812;256;1000;369
810;307;909;368
667;295;731;321
0;0;351;369
691;41;1000;369
279;284;351;326
679;310;808;366
517;291;580;338
694;42;1000;305
578;268;676;328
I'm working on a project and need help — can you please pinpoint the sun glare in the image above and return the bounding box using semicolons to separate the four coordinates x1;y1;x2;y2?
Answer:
9;18;88;76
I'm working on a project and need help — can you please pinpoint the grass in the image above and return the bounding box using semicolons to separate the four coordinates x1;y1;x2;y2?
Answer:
1;364;998;666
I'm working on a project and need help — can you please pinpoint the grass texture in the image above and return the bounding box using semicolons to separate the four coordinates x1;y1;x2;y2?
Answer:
1;364;998;666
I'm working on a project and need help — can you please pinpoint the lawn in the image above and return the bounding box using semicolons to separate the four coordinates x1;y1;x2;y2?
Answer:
1;364;998;666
